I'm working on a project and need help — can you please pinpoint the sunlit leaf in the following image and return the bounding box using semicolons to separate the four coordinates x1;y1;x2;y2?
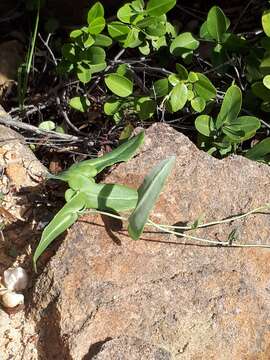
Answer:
105;73;133;97
128;156;175;240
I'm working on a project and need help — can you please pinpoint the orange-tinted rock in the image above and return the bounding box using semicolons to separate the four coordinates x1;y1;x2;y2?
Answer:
32;124;270;359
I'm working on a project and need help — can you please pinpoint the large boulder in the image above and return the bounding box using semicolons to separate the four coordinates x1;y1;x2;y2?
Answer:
32;123;270;360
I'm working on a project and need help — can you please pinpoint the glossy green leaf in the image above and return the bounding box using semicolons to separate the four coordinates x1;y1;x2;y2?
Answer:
223;116;260;141
170;32;199;57
199;20;212;40
146;0;176;16
216;85;242;129
105;74;133;97
193;73;216;101
93;34;112;47
87;2;104;24
76;64;92;83
168;73;181;86
262;10;270;37
128;156;175;240
246;137;270;161
152;78;169;97
71;131;145;176
195;115;215;137
123;28;141;48
139;41;150;55
222;126;245;141
117;3;133;23
191;97;206;112
104;98;122;115
263;75;270;89
38;120;55;131
108;21;130;40
169;82;188;112
206;6;230;42
88;17;105;35
175;63;188;80
85;46;106;64
33;192;85;270
69;96;90;112
82;182;138;211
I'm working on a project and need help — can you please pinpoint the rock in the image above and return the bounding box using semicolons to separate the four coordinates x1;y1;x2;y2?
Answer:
32;123;270;360
90;337;172;360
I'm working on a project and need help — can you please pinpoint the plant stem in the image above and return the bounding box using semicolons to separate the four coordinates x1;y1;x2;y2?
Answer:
87;204;270;249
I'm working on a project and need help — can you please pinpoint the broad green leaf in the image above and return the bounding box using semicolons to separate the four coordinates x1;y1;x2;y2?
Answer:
116;64;128;76
117;3;133;23
216;85;242;129
169;82;188;112
105;74;133;97
104;98;122;115
146;0;176;16
223;116;260;141
89;62;107;74
188;72;199;83
222;126;245;141
199;20;212;40
262;10;270;37
139;41;150;55
108;22;130;40
84;34;95;48
187;90;194;101
131;0;144;12
68;173;95;191
87;2;104;24
70;29;83;39
263;75;270;89
69;96;90;112
170;32;199;57
251;81;270;101
124;28;142;48
82;183;138;211
128;156;175;240
191;97;206;112
65;188;76;202
175;63;188;80
93;34;112;47
152;78;169;97
195;115;215;137
193;73;216;101
136;97;156;120
50;164;98;182
38;120;55;131
73;131;145;175
168;73;181;86
76;64;92;83
85;46;106;64
50;132;145;183
88;17;105;35
206;6;230;43
246;137;270;161
33;192;85;270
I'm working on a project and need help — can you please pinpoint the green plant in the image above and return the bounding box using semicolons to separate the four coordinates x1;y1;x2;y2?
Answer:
58;1;110;85
33;131;175;270
18;0;41;110
108;0;177;54
195;84;261;156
